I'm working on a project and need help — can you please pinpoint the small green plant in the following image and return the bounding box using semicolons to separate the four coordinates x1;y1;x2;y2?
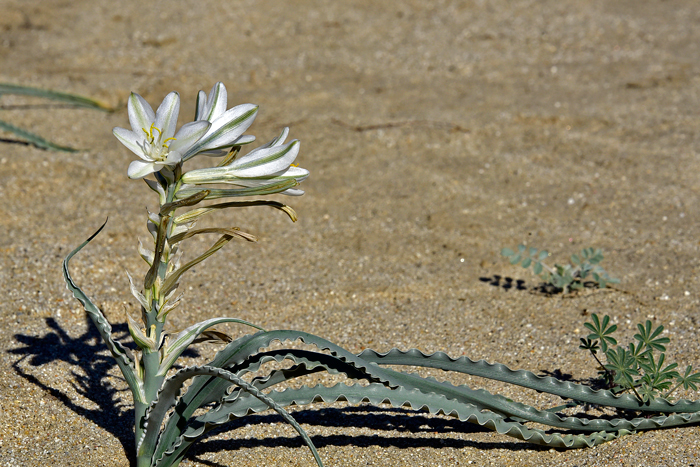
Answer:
579;313;700;404
501;244;619;293
0;83;114;151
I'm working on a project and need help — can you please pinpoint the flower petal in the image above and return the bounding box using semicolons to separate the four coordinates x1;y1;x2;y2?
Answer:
230;140;299;177
259;127;289;149
195;90;208;121
128;93;155;134
154;91;180;140
182;104;259;160
127;160;158;179
169;120;211;153
176;179;300;199
204;82;228;121
164;149;183;165
234;134;256;145
113;127;148;159
281;188;305;196
182;165;308;187
232;166;309;186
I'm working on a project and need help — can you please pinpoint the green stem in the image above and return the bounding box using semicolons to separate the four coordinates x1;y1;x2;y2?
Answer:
663;381;683;400
589;350;615;386
135;169;182;466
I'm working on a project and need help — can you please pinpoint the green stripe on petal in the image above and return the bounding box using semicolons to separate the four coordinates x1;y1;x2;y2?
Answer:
182;104;258;160
181;164;308;186
127;93;155;134
176;179;299;199
154;92;180;140
205;82;227;121
229;140;300;177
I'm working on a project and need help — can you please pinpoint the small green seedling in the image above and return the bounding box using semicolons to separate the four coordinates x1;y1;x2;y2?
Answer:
579;313;700;404
501;244;619;293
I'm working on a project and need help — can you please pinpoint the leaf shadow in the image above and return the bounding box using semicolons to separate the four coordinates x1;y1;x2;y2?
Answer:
186;406;548;466
10;316;550;467
0;137;32;147
9;315;139;465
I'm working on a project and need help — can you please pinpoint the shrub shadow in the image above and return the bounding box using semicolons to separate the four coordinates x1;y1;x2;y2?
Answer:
479;275;527;291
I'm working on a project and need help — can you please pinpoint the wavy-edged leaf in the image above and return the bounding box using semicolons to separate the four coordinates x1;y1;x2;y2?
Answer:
159;330;700;460
141;365;323;467
159;372;700;466
62;221;145;402
153;331;700;465
358;347;700;414
157;317;264;376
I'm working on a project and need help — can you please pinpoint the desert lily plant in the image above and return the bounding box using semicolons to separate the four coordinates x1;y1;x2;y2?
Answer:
63;83;700;467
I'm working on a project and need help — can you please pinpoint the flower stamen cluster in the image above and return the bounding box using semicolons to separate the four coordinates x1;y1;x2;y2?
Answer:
140;123;177;162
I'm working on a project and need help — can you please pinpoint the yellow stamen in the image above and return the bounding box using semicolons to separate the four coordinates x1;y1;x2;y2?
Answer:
142;126;153;143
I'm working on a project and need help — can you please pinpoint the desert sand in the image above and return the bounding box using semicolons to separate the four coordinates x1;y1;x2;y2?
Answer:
1;1;700;466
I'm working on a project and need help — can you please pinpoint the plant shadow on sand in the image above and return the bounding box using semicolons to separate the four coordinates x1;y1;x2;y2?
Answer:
10;315;549;467
10;315;140;464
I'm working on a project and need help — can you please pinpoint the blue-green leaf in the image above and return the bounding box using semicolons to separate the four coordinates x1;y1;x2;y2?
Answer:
63;221;145;402
157;317;264;376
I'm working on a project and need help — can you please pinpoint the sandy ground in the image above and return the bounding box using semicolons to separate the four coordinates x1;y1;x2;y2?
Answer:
1;0;700;466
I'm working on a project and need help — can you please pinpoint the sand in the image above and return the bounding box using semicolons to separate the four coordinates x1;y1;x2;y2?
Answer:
1;1;700;466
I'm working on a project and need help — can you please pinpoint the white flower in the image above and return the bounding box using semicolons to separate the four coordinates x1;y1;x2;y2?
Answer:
181;82;259;161
180;127;309;196
113;92;211;179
